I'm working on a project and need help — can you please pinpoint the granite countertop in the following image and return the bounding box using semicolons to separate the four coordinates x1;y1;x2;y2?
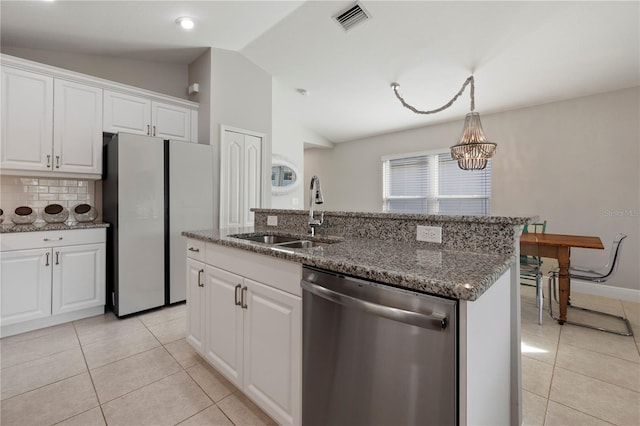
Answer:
182;228;515;301
0;222;110;233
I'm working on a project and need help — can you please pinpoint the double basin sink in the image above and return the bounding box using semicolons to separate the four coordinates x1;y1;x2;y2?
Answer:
230;232;341;249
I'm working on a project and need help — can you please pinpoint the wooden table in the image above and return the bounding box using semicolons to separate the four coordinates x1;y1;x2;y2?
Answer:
520;233;604;324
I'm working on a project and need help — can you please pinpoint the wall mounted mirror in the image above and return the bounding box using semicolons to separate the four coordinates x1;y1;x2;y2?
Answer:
272;156;300;195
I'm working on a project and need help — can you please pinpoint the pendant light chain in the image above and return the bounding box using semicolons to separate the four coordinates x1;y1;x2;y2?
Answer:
390;75;475;115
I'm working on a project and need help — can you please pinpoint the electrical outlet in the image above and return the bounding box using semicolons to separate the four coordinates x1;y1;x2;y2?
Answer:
292;198;299;206
416;225;442;243
267;216;278;226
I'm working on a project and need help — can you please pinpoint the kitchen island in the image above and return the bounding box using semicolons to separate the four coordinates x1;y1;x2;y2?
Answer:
184;210;532;426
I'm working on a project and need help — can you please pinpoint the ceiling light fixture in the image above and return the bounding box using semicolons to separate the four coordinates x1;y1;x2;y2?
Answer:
175;16;195;30
391;76;497;170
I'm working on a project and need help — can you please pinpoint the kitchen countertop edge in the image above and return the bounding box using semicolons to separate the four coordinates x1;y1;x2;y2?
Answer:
0;222;110;233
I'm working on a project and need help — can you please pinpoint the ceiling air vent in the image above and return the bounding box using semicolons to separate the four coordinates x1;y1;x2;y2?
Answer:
333;2;370;31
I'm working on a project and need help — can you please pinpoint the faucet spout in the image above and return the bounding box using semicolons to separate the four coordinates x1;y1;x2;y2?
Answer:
309;176;324;235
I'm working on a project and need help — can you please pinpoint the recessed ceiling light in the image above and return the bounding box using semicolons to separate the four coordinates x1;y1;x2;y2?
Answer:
175;17;195;30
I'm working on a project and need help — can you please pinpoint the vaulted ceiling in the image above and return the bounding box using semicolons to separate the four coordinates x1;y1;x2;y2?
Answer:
2;1;638;143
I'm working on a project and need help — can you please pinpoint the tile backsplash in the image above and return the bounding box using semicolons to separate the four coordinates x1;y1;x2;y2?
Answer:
0;176;97;223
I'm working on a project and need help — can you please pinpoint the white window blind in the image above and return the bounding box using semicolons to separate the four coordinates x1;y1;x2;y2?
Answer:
382;151;491;215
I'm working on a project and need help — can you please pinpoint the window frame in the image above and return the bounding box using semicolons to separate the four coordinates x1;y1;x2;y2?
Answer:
382;149;491;215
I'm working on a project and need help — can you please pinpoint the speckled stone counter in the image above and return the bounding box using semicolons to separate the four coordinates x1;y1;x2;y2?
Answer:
0;222;109;233
183;213;531;301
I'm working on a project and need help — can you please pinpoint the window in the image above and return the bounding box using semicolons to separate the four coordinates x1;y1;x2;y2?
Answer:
382;150;491;215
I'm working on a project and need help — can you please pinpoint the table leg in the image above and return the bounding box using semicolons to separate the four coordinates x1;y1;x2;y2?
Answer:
557;247;571;324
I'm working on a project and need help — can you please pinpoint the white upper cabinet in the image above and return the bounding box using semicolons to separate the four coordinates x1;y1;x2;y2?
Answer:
1;67;54;172
0;67;103;177
104;90;195;143
54;79;103;174
152;101;191;141
103;90;151;136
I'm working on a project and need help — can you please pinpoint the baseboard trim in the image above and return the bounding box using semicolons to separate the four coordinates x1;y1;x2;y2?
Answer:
570;279;640;303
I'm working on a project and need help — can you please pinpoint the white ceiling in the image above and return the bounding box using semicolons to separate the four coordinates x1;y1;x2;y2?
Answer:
2;1;638;144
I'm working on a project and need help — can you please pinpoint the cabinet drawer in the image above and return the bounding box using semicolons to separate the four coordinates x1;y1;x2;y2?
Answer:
186;239;205;261
206;243;302;297
0;228;106;251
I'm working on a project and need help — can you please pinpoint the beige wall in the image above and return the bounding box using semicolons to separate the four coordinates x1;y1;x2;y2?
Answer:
188;48;212;144
305;87;640;291
210;48;273;228
1;46;189;99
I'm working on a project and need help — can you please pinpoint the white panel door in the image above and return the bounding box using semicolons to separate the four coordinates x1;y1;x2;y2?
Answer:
1;67;53;171
243;279;301;426
54;79;103;174
243;135;262;228
103;90;151;135
169;142;213;303
152;102;190;142
186;258;206;353
116;133;165;316
204;265;244;389
221;131;245;228
0;248;52;326
51;243;105;314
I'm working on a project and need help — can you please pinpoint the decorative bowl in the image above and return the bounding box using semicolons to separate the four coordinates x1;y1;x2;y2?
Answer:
12;206;37;225
72;204;98;223
43;204;69;223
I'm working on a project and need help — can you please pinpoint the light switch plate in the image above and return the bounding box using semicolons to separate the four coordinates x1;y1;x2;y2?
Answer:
416;225;442;243
267;215;278;226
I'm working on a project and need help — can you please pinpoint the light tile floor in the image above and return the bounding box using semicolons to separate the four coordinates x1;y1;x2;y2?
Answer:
1;290;638;425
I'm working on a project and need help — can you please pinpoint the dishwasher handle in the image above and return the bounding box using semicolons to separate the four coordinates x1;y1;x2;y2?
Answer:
301;280;447;331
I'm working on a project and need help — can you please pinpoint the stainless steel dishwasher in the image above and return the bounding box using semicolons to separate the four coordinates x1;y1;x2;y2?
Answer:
301;266;457;426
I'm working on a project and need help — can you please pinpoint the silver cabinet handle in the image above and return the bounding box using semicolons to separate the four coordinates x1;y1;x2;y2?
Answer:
55;155;60;169
45;252;50;266
234;284;242;306
301;280;448;331
44;237;63;242
147;124;150;135
197;269;204;287
55;251;59;265
241;286;248;309
152;125;156;136
46;154;51;168
188;247;200;253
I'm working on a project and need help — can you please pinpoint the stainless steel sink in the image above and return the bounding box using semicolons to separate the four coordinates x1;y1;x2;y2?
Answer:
233;234;300;244
277;240;327;249
229;232;340;248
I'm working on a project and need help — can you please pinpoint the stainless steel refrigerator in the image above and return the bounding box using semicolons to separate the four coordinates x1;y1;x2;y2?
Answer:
103;132;213;317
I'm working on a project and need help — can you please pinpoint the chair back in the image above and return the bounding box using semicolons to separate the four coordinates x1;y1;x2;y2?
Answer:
523;220;547;234
600;233;627;281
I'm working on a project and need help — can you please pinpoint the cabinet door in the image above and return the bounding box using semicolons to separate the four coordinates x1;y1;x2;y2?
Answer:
151;102;190;142
51;243;105;315
243;135;262;227
243;279;301;426
220;131;245;228
1;67;53;171
54;79;103;174
203;265;244;388
186;258;206;354
103;90;151;135
0;248;52;326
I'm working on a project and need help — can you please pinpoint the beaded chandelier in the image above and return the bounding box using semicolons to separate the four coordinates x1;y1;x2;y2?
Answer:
390;76;497;170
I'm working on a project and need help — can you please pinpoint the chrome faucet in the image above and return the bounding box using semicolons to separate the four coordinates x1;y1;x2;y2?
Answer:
309;175;324;236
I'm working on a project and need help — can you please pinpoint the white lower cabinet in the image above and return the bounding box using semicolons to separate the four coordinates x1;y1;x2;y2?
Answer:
186;240;301;426
0;228;106;337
